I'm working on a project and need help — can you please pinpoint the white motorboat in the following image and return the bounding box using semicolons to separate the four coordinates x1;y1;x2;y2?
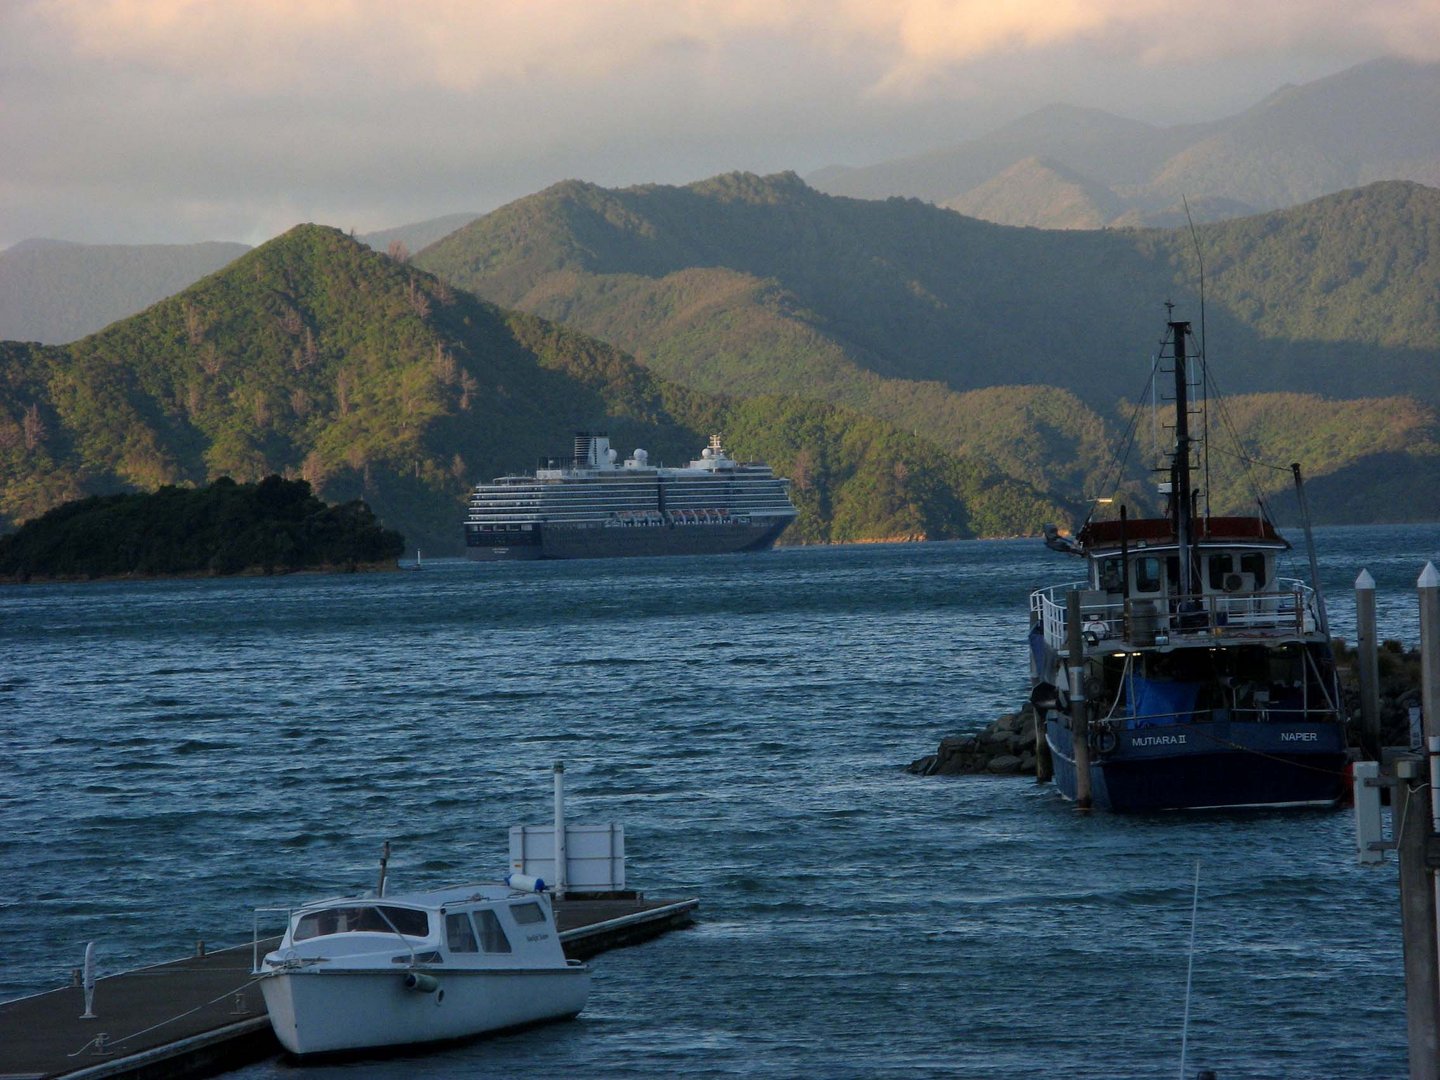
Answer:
256;873;589;1056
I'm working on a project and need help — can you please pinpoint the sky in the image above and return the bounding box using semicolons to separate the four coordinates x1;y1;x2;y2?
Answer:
3;0;1439;249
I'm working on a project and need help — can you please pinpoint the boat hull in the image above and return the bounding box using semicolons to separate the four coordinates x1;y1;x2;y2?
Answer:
1045;715;1348;812
260;965;590;1056
466;519;790;561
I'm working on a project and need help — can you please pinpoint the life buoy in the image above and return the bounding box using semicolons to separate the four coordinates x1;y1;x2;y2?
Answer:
1093;727;1118;755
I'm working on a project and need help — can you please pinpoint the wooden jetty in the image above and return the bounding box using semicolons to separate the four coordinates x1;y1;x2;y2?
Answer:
0;895;698;1080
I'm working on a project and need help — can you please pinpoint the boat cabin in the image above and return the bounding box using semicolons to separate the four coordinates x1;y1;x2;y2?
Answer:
1033;515;1323;653
264;883;567;972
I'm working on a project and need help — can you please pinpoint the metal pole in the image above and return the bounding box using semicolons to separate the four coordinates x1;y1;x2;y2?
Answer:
1357;570;1381;759
1396;755;1440;1080
553;761;568;897
1067;591;1092;809
1292;463;1329;636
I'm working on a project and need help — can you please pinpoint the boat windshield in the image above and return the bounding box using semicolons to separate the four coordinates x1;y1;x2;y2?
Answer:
293;905;430;941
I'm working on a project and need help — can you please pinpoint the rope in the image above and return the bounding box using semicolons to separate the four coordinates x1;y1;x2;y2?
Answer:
69;973;267;1058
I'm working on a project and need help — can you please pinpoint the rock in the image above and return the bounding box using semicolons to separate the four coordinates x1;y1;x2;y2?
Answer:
987;754;1023;774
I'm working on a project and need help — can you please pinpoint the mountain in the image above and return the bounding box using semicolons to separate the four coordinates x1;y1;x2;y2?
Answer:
942;156;1125;229
809;58;1440;228
0;223;1068;551
359;213;480;259
0;240;250;344
413;171;1440;521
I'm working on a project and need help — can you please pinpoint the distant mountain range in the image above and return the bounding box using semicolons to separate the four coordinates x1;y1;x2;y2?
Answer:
0;240;250;344
413;171;1440;523
0;225;1067;551
809;57;1440;229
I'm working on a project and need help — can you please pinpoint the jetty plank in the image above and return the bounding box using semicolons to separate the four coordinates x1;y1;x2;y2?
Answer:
0;895;696;1080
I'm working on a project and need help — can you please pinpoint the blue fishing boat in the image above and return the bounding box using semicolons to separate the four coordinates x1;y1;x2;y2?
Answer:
1029;314;1349;811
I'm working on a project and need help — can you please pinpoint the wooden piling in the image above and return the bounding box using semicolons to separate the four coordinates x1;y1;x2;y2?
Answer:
1067;590;1092;809
1395;755;1440;1080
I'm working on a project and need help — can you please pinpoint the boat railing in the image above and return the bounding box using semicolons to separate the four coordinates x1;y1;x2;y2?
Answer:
1030;577;1322;652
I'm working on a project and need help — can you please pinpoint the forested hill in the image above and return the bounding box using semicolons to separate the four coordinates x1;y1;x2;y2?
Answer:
415;172;1440;409
0;224;1070;552
412;172;1440;523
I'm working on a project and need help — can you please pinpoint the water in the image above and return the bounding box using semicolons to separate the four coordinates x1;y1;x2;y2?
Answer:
4;525;1438;1078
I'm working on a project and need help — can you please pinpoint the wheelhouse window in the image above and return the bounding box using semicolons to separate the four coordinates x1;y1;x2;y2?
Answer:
1133;556;1163;594
1240;552;1267;588
1096;557;1122;592
1207;553;1234;589
293;905;430;941
511;902;547;926
474;909;512;953
445;912;479;953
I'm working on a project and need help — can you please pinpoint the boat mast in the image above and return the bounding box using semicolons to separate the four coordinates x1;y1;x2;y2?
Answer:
1170;318;1199;596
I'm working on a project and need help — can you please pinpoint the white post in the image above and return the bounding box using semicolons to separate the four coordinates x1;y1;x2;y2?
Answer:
81;941;97;1019
1353;761;1385;865
1421;561;1440;1049
1357;570;1381;757
553;761;567;898
1421;563;1440;761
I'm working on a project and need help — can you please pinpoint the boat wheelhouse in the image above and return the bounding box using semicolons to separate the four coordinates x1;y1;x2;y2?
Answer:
1030;316;1348;812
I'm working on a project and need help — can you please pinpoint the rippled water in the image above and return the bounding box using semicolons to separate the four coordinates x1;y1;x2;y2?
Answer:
4;526;1438;1078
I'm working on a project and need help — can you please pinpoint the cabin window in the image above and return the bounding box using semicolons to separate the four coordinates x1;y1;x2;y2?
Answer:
1240;552;1267;588
473;909;512;953
1133;556;1163;594
511;902;547;926
294;905;429;941
445;912;479;953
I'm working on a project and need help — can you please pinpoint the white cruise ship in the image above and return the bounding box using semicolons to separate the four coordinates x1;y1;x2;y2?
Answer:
464;433;798;560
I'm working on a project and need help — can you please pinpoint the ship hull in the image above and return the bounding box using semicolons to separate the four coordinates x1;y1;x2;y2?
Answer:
466;519;789;561
261;966;589;1056
1045;715;1348;812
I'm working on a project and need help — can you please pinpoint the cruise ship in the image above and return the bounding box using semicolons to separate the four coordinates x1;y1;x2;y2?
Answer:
464;433;799;560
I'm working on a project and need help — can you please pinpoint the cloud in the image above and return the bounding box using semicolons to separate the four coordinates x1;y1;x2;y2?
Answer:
24;0;1440;99
3;0;1437;244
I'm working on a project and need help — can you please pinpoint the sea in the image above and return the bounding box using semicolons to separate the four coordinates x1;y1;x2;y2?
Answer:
4;524;1438;1079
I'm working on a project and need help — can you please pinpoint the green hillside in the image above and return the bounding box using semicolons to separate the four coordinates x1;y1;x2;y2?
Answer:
414;172;1440;520
0;224;1069;553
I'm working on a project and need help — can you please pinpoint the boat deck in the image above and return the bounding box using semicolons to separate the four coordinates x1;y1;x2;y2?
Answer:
0;895;698;1080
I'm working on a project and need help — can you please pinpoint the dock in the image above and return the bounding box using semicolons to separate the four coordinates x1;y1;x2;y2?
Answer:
0;895;698;1080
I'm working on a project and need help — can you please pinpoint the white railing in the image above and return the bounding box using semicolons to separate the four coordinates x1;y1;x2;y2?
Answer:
1030;577;1322;652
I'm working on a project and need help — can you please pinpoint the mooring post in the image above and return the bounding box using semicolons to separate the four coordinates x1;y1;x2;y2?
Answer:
1395;755;1440;1080
1067;590;1091;809
1356;570;1381;759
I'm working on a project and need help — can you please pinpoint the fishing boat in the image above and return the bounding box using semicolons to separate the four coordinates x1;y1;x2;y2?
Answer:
256;871;588;1056
1029;313;1348;812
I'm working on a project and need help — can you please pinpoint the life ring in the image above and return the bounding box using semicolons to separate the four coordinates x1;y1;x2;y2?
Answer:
1093;727;1118;755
